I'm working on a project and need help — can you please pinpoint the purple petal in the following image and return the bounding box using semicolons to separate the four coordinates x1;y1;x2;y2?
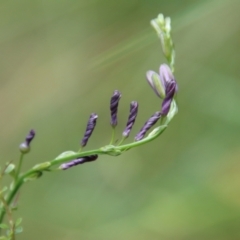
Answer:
146;71;162;98
161;81;177;115
159;64;175;86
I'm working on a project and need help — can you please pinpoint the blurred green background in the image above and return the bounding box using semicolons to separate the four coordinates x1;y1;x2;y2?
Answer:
0;0;240;239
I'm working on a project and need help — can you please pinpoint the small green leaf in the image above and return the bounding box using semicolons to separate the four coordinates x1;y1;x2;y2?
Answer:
15;226;23;234
23;172;42;182
147;125;167;138
32;162;51;171
55;151;76;160
0;236;8;240
9;182;14;191
0;186;8;195
15;218;22;226
165;99;178;125
6;229;12;237
4;164;15;175
0;224;8;229
10;206;18;211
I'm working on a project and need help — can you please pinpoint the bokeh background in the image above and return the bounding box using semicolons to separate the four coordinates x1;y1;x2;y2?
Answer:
0;0;240;239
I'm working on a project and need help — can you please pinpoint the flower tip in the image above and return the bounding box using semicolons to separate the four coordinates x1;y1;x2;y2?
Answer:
113;89;121;96
90;113;98;120
159;64;174;83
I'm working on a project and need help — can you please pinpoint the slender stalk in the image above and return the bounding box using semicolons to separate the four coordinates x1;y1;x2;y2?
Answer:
0;196;15;239
15;153;24;182
0;122;168;224
0;178;23;224
110;128;115;145
117;137;125;146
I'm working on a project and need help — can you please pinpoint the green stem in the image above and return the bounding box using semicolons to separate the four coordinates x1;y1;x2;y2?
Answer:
0;121;169;225
15;153;24;182
110;128;115;144
0;176;24;225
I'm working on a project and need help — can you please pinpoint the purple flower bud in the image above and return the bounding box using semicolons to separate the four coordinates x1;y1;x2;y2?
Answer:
81;113;98;147
25;129;35;146
122;101;138;138
146;70;166;98
135;112;161;141
146;64;177;116
161;81;177;115
110;90;121;127
159;64;178;95
159;64;175;87
60;155;98;170
19;129;36;154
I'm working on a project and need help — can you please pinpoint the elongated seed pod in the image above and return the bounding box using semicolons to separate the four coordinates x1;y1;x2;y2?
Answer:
60;155;98;170
110;90;121;127
135;111;161;141
122;101;138;138
81;113;98;147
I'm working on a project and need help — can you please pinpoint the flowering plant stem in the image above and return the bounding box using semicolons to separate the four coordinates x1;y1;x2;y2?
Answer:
0;121;169;225
0;13;178;238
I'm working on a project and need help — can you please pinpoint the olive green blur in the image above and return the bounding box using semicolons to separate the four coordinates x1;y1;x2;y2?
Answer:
0;0;240;239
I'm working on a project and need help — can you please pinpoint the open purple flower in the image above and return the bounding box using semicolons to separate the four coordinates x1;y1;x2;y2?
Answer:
146;64;177;115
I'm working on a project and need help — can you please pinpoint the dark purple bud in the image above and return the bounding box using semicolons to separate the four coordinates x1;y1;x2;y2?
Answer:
158;64;178;115
161;81;177;115
25;129;35;146
60;155;98;170
135;112;161;141
110;90;121;127
81;113;98;147
122;101;138;138
19;129;36;154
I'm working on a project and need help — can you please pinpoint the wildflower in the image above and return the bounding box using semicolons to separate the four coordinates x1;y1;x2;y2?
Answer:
122;101;138;138
81;113;98;147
